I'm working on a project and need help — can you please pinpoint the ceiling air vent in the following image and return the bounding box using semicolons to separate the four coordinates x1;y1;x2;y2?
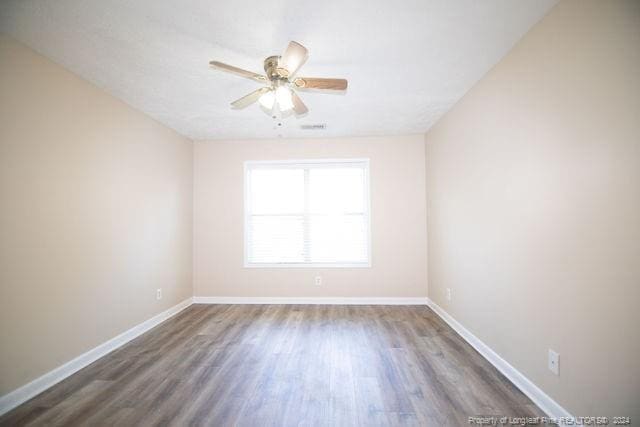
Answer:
300;124;326;130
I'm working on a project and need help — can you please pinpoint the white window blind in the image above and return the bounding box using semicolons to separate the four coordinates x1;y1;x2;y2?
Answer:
245;159;371;267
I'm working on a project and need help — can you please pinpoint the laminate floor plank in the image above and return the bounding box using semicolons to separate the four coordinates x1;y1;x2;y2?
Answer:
0;304;544;427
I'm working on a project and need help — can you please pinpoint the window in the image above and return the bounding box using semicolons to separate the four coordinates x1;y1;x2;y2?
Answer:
245;159;371;267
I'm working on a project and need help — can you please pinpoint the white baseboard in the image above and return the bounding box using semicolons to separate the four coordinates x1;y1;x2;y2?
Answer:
426;298;574;422
0;297;193;417
193;296;429;305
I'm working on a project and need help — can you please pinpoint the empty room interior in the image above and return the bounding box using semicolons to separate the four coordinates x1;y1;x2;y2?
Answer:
0;0;638;425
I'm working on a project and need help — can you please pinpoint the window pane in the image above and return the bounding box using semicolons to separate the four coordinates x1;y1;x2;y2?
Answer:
309;168;365;214
309;214;368;263
248;215;304;263
245;161;370;266
249;169;304;214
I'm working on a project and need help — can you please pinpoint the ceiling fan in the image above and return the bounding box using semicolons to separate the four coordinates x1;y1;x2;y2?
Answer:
209;41;348;116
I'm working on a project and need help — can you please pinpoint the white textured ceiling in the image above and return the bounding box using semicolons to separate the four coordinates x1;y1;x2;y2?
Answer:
0;0;556;140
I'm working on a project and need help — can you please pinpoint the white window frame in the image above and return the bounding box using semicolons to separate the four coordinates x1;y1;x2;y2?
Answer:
244;158;371;268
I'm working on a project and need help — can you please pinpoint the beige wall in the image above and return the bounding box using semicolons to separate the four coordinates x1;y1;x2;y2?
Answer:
425;0;639;419
0;36;193;395
194;135;427;298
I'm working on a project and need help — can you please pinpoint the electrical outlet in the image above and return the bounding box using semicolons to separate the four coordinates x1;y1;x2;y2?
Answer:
156;288;162;300
315;276;322;286
446;288;451;301
548;349;559;375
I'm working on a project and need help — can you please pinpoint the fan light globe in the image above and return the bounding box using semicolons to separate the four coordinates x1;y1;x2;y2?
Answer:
275;86;294;112
258;87;294;112
258;90;275;110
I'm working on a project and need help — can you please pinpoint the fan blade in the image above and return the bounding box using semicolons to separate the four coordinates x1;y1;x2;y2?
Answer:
291;91;308;115
210;61;267;82
293;77;348;90
231;87;271;109
279;41;308;77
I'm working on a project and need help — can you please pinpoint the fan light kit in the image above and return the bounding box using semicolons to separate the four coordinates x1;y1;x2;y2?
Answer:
209;41;347;118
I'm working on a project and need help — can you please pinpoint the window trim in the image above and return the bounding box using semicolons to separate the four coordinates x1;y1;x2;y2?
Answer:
244;158;372;268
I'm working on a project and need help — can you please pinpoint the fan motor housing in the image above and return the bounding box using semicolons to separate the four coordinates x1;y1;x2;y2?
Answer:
264;55;288;82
